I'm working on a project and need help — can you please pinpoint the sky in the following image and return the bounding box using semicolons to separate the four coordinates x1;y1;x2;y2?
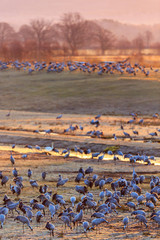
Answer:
1;0;160;29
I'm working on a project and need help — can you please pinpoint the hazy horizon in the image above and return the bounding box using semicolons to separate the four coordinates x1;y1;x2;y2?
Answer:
1;0;160;29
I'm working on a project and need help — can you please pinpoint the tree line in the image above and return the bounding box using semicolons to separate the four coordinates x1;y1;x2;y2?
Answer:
0;12;158;60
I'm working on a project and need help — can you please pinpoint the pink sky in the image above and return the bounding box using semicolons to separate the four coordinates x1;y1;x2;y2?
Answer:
1;0;160;28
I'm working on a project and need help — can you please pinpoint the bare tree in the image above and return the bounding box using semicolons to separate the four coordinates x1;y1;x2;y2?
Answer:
91;24;115;55
0;22;15;48
9;40;23;60
144;30;153;48
59;12;87;56
132;34;144;54
19;19;57;59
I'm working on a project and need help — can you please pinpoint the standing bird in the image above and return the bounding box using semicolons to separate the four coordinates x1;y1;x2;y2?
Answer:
49;204;56;220
73;209;83;228
123;217;129;230
90;218;108;232
61;216;72;229
35;211;43;223
42;171;47;180
45;222;55;237
57;178;68;188
0;214;5;228
12;168;18;178
14;216;33;232
10;153;15;166
70;196;76;208
83;221;89;233
1;176;9;186
28;169;32;179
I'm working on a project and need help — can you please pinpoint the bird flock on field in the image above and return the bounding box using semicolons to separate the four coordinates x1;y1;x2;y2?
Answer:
0;59;159;76
1;157;160;237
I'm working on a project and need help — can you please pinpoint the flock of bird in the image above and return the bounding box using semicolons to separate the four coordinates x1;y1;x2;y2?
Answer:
0;59;159;76
0;155;160;238
0;113;159;238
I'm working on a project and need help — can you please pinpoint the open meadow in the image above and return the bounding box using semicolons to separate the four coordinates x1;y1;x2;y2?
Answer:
0;66;160;239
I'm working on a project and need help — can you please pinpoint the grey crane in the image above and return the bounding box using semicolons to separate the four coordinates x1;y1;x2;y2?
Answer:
28;169;32;179
0;214;5;228
30;180;38;188
90;218;108;233
123;217;129;230
45;222;55;236
26;209;33;222
10;153;15;166
42;171;47;180
83;221;89;233
70;196;76;207
135;214;147;228
14;216;33;232
1;176;9;186
57;178;68;188
49;203;56;219
75;185;88;195
33;203;45;216
35;211;43;223
73;209;83;227
61;215;72;229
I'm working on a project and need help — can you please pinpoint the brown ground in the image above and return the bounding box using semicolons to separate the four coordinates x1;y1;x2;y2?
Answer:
0;110;160;239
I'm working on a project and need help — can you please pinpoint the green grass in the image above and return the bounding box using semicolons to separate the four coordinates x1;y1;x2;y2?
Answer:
0;69;160;114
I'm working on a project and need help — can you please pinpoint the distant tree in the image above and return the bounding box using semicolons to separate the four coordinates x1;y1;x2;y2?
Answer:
91;24;115;55
117;37;131;49
132;35;144;54
0;22;15;58
19;19;58;59
144;30;153;48
0;22;15;48
9;40;23;60
59;12;88;55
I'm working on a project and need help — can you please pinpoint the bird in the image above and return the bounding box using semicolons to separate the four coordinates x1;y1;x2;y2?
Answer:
0;214;5;228
90;218;108;232
83;221;89;233
14;216;33;232
30;180;38;188
45;222;55;236
12;168;18;178
70;196;76;207
135;214;147;228
123;217;129;230
73;209;83;227
61;215;72;229
49;204;56;219
35;211;43;223
26;209;33;222
57;178;68;188
28;169;32;179
1;176;9;186
10;153;15;166
56;114;62;119
42;171;47;180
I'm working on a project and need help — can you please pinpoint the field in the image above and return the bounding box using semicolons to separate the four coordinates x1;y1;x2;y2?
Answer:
0;69;160;114
0;68;160;239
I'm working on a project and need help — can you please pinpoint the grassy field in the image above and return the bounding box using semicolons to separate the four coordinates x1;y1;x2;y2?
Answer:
0;69;160;115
